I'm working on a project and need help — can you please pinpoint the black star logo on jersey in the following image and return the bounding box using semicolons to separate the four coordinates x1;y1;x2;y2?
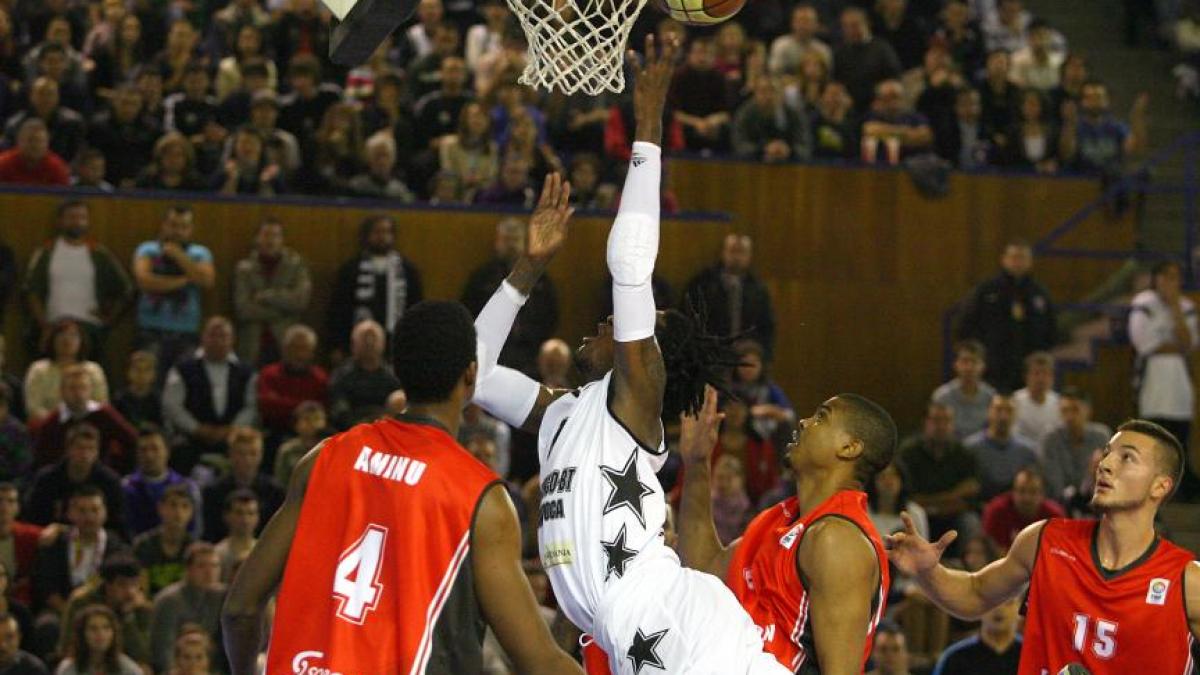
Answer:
626;627;668;673
600;449;655;528
601;524;638;579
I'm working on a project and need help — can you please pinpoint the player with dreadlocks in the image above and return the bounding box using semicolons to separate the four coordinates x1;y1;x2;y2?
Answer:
469;35;789;675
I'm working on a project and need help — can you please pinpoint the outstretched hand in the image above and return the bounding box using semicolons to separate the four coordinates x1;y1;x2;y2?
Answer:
525;173;574;266
679;386;724;467
884;512;957;577
629;33;679;144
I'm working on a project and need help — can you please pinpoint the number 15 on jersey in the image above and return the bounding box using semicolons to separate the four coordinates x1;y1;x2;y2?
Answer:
334;524;389;624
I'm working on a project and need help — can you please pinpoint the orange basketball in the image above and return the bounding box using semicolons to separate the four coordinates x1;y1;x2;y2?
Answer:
654;0;746;26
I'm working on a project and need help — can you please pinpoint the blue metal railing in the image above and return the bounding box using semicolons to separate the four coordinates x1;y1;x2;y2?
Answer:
940;131;1200;380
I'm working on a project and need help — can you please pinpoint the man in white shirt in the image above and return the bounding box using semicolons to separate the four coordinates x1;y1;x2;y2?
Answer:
23;200;132;359
1129;261;1200;500
768;4;832;79
1011;350;1061;450
1009;20;1063;91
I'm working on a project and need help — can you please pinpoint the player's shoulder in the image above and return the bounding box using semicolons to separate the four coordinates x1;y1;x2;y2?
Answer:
800;514;876;563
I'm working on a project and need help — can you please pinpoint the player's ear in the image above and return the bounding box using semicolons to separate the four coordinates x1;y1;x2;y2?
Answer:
836;435;865;462
1150;473;1174;501
463;361;479;390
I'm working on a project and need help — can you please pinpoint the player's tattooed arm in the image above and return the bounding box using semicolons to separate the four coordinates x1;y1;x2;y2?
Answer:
473;484;585;675
1186;561;1200;641
222;439;325;675
798;518;878;675
887;514;1040;620
612;334;668;447
678;387;739;577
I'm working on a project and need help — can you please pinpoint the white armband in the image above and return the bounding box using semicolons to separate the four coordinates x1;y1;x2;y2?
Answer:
471;280;542;427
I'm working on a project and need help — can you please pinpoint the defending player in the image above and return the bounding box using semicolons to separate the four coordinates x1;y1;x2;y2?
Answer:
221;300;584;674
468;35;790;674
887;419;1200;674
677;386;898;674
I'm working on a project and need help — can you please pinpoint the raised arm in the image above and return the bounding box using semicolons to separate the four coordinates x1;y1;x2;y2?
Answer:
608;35;678;448
799;518;880;675
222;440;324;675
677;386;739;577
472;173;575;433
472;483;585;675
887;513;1040;620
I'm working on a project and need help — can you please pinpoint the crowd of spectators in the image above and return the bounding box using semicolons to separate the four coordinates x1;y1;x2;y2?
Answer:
0;191;1195;673
0;0;1159;211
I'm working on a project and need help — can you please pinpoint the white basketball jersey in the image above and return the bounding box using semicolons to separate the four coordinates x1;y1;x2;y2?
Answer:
537;371;678;632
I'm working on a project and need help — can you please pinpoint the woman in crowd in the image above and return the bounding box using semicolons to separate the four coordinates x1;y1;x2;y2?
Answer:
502;107;562;185
55;606;141;675
168;628;214;675
999;88;1062;173
439;102;499;202
713;396;779;505
90;14;145;98
136;132;205;191
731;339;795;448
211;126;284;196
215;25;275;102
23;320;109;421
303;102;364;194
784;51;829;114
711;454;754;545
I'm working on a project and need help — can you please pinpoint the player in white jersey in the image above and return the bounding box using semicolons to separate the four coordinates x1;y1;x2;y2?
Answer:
465;36;790;675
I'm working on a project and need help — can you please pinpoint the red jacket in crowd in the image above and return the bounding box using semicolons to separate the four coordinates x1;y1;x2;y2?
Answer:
257;363;329;433
0;149;70;186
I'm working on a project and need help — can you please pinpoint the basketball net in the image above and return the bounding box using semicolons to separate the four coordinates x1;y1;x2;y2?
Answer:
508;0;648;95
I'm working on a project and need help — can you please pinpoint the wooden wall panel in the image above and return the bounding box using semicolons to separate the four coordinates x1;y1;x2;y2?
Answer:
0;160;1133;432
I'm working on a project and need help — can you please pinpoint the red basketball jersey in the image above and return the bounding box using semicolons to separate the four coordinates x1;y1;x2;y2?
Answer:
727;490;890;674
1020;518;1197;675
267;417;499;675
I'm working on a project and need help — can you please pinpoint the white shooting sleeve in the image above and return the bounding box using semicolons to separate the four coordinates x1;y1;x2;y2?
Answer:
471;280;543;427
607;141;662;342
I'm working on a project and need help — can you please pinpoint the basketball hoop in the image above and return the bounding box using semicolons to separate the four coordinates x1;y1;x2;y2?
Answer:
508;0;648;95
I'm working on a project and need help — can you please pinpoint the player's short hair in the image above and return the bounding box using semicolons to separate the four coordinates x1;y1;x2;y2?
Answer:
392;301;477;405
159;483;194;507
227;425;263;448
184;541;216;566
954;339;986;361
655;303;740;420
240;57;270;79
1117;419;1185;500
224;488;259;512
293;400;326;423
1024;350;1055;373
1059;384;1091;405
837;394;898;486
1014;465;1045;486
65;422;101;449
68;483;105;504
100;556;142;582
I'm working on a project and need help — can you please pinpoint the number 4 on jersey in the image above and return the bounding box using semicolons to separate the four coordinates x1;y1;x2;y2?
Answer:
334;524;388;624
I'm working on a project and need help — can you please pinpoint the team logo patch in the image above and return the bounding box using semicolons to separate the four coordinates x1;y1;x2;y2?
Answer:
779;524;803;550
1145;578;1170;605
542;542;575;568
